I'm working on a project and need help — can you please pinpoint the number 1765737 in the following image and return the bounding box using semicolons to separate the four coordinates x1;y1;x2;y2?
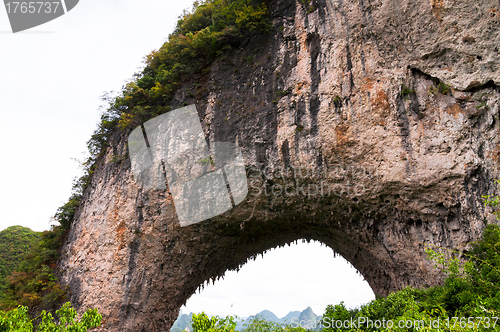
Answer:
5;2;61;14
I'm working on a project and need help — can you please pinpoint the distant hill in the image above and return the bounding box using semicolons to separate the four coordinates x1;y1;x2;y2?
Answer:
0;226;40;291
297;307;320;330
171;313;193;332
237;309;281;330
172;307;320;331
281;310;301;323
298;307;317;323
254;309;279;322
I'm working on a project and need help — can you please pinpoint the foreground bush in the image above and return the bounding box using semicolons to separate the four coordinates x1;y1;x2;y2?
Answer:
190;313;309;332
0;302;101;332
192;312;237;332
243;317;307;331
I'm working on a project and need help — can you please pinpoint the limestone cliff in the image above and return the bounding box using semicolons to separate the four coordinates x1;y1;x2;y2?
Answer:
59;0;500;331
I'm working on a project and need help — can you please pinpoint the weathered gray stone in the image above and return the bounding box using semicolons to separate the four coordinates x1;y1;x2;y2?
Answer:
59;0;500;330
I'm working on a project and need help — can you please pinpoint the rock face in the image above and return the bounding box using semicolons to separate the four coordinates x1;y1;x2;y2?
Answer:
59;0;500;331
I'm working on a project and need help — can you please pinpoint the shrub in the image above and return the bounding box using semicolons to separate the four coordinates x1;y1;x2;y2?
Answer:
37;302;102;331
430;82;452;95
400;84;415;100
191;312;237;332
0;302;101;332
0;305;32;332
276;88;291;98
322;302;353;331
333;95;342;108
243;317;307;331
124;0;270;117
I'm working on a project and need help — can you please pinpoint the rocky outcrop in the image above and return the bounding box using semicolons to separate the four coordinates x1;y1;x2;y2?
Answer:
59;0;500;330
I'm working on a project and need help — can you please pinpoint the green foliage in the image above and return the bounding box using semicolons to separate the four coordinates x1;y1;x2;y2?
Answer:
0;302;101;332
191;312;237;332
197;156;215;166
243;317;307;331
424;245;463;278
0;305;32;332
188;314;308;332
115;0;270;122
400;84;415;100
54;194;82;230
333;95;342;108
355;287;425;330
476;101;488;110
171;313;193;332
0;227;40;293
276;88;291;99
297;0;315;14
235;1;270;32
37;302;102;332
430;81;452;95
110;154;126;164
0;226;68;311
483;180;500;219
438;82;452;95
322;302;353;332
465;226;500;317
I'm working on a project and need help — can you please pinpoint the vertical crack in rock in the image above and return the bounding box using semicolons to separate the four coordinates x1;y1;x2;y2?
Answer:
396;94;414;174
121;194;146;322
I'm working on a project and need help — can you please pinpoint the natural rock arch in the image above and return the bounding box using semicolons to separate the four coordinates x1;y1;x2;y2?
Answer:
59;0;500;330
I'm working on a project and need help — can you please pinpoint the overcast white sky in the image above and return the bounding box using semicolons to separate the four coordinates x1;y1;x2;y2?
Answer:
0;0;374;318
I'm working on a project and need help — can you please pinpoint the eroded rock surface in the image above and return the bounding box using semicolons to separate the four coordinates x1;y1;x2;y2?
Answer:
59;0;500;330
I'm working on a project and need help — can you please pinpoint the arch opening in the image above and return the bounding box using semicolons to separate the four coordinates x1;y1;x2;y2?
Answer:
172;240;375;330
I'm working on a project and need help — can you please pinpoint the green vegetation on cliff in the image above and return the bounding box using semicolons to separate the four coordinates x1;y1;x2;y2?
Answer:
117;0;270;129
